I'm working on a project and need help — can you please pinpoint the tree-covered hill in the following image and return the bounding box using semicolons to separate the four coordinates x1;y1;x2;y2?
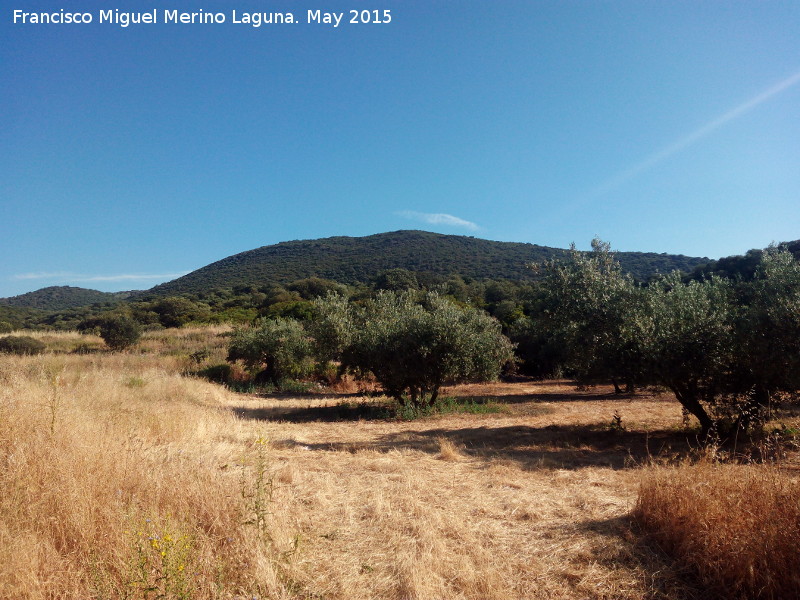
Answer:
147;230;709;296
688;239;800;281
0;286;134;311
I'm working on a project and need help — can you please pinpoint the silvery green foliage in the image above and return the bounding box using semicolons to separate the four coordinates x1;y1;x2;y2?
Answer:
534;240;800;437
639;248;800;435
727;248;800;426
639;273;734;435
343;291;515;407
537;239;644;389
227;317;314;382
310;292;355;362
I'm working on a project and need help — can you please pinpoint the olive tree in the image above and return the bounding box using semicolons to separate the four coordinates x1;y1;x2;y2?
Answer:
638;249;800;437
309;293;355;363
727;248;800;429
227;318;314;384
639;274;734;437
535;239;645;392
343;291;514;407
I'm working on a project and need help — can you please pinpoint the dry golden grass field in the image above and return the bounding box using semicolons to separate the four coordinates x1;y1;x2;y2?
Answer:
1;328;799;600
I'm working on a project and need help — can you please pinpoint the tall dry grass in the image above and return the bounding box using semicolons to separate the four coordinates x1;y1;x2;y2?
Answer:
0;352;298;599
634;461;800;599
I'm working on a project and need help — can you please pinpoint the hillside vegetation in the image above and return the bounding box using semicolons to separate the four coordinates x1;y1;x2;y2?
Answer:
147;230;708;296
0;285;134;311
3;233;798;334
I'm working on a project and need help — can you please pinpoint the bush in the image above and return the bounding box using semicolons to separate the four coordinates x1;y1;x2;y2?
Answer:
80;315;141;351
152;297;210;328
343;291;515;408
197;363;233;385
227;318;315;385
0;321;13;334
0;335;46;355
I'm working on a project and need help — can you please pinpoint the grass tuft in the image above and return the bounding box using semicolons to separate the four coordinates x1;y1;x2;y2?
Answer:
436;436;464;461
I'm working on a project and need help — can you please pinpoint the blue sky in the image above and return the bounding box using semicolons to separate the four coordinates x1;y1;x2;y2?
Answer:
2;1;798;297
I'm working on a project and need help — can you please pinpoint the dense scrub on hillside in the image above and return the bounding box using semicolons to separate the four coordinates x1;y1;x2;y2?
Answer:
146;230;709;296
7;234;798;335
0;285;132;311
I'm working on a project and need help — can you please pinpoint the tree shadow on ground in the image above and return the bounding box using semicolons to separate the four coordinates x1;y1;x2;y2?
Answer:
231;385;703;470
265;423;700;471
232;385;662;423
233;400;395;422
574;515;702;600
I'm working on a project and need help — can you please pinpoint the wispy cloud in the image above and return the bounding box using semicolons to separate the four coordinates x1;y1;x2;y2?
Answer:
396;210;480;231
13;271;188;283
590;69;800;197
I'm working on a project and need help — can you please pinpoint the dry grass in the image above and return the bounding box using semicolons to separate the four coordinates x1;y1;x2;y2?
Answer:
0;326;231;370
634;461;800;599
436;436;464;461
0;330;105;354
4;329;798;599
0;352;299;599
226;384;699;599
134;325;231;356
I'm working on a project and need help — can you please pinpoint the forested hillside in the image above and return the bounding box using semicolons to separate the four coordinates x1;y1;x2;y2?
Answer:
0;286;133;311
147;230;708;296
5;232;798;332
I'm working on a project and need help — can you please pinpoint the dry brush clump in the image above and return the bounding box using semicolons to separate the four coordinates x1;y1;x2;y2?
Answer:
633;461;800;599
0;352;298;599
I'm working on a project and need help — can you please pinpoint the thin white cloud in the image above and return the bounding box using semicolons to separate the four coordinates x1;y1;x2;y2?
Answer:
590;69;800;197
13;271;188;282
396;210;480;231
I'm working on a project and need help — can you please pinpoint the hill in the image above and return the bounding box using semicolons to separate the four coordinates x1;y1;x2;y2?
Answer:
147;230;708;296
0;286;133;312
688;239;800;281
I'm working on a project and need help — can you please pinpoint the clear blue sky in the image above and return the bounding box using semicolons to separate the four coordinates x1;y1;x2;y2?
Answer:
2;1;798;297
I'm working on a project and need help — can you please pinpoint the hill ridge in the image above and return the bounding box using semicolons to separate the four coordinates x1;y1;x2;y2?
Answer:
146;230;709;297
0;286;134;312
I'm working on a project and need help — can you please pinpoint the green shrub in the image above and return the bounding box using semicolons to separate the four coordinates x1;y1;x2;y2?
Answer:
227;318;315;385
0;335;46;355
343;291;515;409
152;296;210;328
0;321;13;334
80;315;142;351
262;300;315;321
